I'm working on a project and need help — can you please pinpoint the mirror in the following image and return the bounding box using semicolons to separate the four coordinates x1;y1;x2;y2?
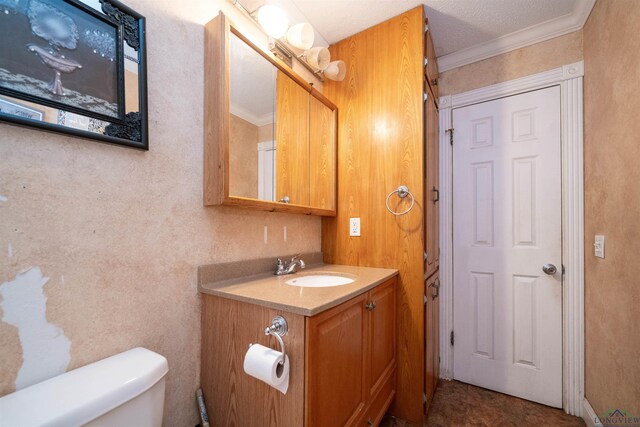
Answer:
204;12;336;216
228;31;276;201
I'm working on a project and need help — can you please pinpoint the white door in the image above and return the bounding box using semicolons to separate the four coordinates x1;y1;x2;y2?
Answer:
258;141;276;201
452;86;563;407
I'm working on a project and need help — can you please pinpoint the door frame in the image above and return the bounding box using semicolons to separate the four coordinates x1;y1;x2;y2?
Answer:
438;61;585;416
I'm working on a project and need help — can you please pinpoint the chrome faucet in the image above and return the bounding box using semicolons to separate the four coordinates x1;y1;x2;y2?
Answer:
274;255;306;275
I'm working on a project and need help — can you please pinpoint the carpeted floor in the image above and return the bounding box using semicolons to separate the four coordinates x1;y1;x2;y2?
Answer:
381;380;586;426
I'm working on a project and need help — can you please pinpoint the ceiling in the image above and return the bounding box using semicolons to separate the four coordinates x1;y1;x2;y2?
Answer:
247;0;594;71
229;32;276;126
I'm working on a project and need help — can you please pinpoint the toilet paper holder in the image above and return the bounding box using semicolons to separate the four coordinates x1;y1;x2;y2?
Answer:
253;315;288;364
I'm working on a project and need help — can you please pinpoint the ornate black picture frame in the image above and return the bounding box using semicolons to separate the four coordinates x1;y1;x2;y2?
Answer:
0;0;148;149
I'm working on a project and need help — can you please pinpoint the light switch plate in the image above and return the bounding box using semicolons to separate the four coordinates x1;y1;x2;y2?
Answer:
594;235;605;258
350;218;361;237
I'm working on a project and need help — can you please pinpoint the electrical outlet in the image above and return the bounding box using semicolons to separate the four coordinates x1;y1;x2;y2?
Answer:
594;235;605;258
350;218;361;237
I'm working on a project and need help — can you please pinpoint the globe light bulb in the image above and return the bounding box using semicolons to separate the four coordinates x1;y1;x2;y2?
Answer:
257;5;288;39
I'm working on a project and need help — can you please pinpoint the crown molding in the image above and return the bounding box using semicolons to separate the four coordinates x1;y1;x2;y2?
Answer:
230;104;274;127
437;0;595;72
443;61;584;109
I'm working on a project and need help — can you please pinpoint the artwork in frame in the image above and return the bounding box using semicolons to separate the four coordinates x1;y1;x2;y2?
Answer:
0;0;148;149
0;97;44;121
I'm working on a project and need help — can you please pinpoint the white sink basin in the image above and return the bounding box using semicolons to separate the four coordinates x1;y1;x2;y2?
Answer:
285;274;355;288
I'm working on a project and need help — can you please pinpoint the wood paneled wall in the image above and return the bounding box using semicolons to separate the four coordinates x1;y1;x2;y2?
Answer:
322;6;426;424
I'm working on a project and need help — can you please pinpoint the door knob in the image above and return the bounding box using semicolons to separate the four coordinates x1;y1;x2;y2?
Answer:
542;264;557;275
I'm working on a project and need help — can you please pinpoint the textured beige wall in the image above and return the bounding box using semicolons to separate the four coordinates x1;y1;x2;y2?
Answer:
583;0;640;417
229;114;259;198
438;30;583;96
0;0;321;425
258;122;274;142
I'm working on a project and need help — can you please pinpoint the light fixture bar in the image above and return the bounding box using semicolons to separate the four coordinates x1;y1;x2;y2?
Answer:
229;0;324;81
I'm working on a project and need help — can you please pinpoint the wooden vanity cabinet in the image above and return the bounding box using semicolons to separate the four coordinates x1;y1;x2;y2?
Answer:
201;276;397;427
306;277;397;427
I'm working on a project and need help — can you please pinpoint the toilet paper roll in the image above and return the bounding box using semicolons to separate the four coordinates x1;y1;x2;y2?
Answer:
243;344;290;394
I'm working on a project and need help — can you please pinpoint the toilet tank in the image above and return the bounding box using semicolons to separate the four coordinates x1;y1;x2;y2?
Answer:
0;347;168;427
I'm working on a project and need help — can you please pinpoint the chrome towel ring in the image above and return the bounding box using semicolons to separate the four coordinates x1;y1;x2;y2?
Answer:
385;185;415;216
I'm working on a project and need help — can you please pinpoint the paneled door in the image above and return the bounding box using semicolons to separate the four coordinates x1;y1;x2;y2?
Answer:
452;86;562;407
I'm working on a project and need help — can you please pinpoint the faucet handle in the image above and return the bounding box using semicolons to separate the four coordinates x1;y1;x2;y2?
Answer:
274;258;285;275
290;254;302;262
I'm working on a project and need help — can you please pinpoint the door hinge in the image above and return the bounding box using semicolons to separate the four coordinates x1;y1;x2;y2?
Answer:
562;264;566;275
423;392;427;403
424;251;428;261
445;128;454;145
424;294;428;305
450;331;455;346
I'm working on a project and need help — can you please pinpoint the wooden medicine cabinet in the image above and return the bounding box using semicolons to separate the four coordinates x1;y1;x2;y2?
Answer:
204;12;337;216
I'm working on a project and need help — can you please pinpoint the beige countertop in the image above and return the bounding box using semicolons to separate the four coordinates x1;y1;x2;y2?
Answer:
198;264;398;316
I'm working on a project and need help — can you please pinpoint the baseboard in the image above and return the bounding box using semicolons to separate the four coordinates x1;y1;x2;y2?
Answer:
582;398;603;427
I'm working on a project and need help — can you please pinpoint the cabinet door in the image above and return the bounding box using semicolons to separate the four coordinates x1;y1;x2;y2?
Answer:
276;70;310;206
306;292;368;427
309;96;336;210
425;272;440;409
424;96;440;277
368;278;396;398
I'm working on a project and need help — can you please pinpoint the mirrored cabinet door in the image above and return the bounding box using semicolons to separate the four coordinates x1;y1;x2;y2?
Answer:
228;31;276;201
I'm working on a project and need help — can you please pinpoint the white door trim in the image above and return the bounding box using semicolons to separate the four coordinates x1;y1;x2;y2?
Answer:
438;61;585;416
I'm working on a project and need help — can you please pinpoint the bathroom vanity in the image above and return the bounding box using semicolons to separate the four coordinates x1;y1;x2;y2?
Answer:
199;260;398;427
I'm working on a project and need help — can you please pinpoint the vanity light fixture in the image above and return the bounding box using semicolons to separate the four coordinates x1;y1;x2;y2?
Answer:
230;0;347;82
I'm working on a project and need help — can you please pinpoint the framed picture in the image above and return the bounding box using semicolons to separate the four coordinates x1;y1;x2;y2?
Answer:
0;97;44;121
0;0;148;149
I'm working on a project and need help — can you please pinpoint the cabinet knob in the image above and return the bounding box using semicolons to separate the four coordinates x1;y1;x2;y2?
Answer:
367;419;374;426
365;300;377;311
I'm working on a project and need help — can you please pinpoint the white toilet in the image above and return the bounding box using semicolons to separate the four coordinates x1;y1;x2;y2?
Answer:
0;347;168;427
